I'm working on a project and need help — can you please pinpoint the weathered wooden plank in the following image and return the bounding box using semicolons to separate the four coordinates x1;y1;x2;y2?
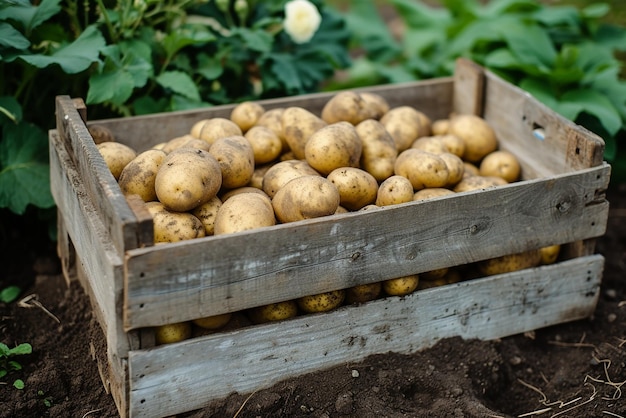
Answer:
453;58;485;116
127;254;603;418
123;164;609;330
55;97;143;254
85;79;454;152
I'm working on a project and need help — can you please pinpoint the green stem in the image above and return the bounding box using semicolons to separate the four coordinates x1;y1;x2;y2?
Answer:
95;0;118;43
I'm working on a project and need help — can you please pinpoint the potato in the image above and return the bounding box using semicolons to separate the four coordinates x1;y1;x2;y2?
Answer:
477;249;542;276
245;126;283;164
248;301;298;324
297;290;345;313
230;101;265;132
418;269;461;289
213;192;276;235
346;282;382;304
420;267;449;281
411;136;448;154
380;106;431;152
413;188;454;201
281;106;327;159
463;162;480;178
161;135;211;154
155;147;222;212
220;186;269;202
359;92;390;119
376;175;414;206
394;149;449;190
256;108;287;151
431;119;450;135
97;141;137;180
191;196;222;236
335;205;349;215
148;202;206;243
262;159;320;198
304;122;362;176
453;175;505;193
382;275;419;296
321;91;388;125
272;176;340;223
88;124;116;144
438;134;465;158
155;322;192;345
439;152;465;188
192;313;232;330
479;150;521;183
209;135;255;189
191;117;243;145
448;114;498;163
327;167;378;211
249;163;272;190
356;119;398;182
539;244;561;265
118;149;167;202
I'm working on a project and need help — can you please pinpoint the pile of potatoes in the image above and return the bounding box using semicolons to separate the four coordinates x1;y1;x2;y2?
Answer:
96;90;561;344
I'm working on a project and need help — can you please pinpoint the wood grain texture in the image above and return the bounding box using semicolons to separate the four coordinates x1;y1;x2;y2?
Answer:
127;255;604;418
453;58;485;116
123;164;609;330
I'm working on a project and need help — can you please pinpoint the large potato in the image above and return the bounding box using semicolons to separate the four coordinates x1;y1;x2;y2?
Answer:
118;149;167;202
272;175;340;223
230;101;265;132
394;149;449;190
375;175;414;206
146;202;206;243
97;141;137;180
304;122;362;176
190;117;243;145
245;126;283;164
209;135;255;189
155;148;222;212
213;192;276;235
327;167;378;211
262;159;320;198
478;249;542;276
380;106;431;152
448;114;498;163
356;119;398;182
321;91;389;125
281;107;327;159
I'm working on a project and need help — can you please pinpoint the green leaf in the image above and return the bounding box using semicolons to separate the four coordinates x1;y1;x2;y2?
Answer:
156;71;201;102
232;27;273;53
0;22;30;50
0;343;9;357
0;122;54;214
87;70;135;106
196;53;225;80
8;360;22;371
1;286;21;303
0;96;22;126
269;54;301;93
162;29;216;58
9;343;32;356
581;3;609;19
0;0;62;33
0;370;6;379
13;379;24;389
560;89;623;135
503;21;557;69
17;24;104;73
344;0;401;62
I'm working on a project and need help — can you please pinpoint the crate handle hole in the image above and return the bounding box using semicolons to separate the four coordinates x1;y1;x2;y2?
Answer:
532;123;545;141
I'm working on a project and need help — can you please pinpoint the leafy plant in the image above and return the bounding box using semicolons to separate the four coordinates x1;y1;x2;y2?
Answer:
0;342;32;390
334;0;626;181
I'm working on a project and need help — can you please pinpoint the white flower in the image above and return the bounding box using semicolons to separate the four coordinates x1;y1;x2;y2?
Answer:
283;0;322;44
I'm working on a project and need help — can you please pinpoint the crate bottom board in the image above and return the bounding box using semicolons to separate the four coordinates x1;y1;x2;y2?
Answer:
124;254;603;418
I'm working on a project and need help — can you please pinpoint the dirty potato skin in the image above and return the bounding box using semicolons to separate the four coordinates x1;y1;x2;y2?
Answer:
97;141;137;180
382;275;419;296
248;300;299;324
321;91;388;125
271;175;341;223
304;122;362;176
380;106;431;152
155;322;192;345
209;135;255;189
297;290;346;313
191;196;222;236
394;149;450;190
230;101;265;132
146;201;206;243
477;249;542;276
191;117;243;145
327;167;378;211
376;175;414;206
213;192;276;235
281;107;327;159
261;159;320;199
356;119;398;182
118;149;167;202
346;282;382;304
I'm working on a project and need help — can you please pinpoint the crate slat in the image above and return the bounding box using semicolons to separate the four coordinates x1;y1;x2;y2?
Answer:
127;255;603;418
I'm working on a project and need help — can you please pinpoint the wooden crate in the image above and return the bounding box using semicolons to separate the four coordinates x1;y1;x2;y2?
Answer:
49;59;610;418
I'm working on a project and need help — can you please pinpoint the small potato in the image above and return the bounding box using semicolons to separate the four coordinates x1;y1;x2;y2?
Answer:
297;290;345;313
248;301;298;324
161;134;211;154
209;135;255;189
394;149;449;190
321;91;387;125
191;117;243;145
230;101;265;132
262;159;320;198
281;107;327;159
193;313;232;330
439;152;465;188
356;119;398;182
438;134;465;158
155;148;222;212
478;249;542;276
346;282;382;304
411;136;448;154
413;188;454;201
155;322;192;345
272;176;340;223
420;267;449;281
453;175;504;193
431;119;450;135
191;196;222;236
382;275;419;296
479;150;521;183
149;202;206;243
245;126;283;164
539;244;561;265
304;122;362;176
97;141;137;180
118;149;167;202
463;162;480;178
213;192;276;235
376;175;414;206
380;106;431;152
327;167;378;211
448;114;498;163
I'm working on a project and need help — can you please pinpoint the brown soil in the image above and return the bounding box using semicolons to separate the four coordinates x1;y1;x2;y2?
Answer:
1;183;625;418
